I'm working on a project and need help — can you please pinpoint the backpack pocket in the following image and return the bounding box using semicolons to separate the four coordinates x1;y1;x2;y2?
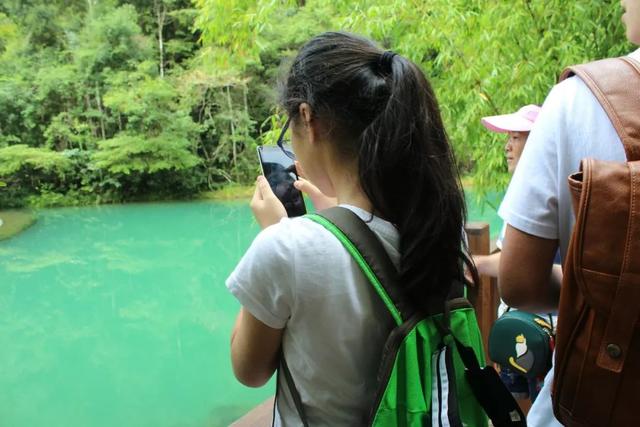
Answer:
367;307;488;427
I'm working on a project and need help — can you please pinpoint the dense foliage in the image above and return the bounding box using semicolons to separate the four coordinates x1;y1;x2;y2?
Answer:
0;0;261;207
0;0;632;207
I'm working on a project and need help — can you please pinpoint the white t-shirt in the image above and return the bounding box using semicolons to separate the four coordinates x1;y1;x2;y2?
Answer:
498;49;640;427
226;205;400;426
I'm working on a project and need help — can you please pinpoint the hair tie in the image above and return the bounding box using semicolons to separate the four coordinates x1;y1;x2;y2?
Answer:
379;50;397;72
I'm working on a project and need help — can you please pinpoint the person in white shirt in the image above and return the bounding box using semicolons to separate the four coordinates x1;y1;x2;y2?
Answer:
226;32;469;426
497;1;640;425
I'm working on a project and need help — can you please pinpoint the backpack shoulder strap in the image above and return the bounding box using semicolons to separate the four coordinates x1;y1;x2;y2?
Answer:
307;206;413;324
309;206;466;322
278;207;408;425
560;57;640;160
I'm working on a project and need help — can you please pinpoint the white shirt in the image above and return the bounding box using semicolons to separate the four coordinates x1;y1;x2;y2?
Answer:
498;49;640;427
226;205;400;426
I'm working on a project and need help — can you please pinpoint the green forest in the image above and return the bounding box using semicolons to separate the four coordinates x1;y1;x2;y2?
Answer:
0;0;631;208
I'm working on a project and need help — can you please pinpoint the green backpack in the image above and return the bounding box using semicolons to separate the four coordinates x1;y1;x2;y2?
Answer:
278;207;526;427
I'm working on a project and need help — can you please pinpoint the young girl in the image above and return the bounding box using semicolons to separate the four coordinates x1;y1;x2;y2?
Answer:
226;32;468;426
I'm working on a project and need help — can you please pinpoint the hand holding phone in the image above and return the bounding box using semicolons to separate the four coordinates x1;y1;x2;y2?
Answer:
251;176;288;229
257;145;306;217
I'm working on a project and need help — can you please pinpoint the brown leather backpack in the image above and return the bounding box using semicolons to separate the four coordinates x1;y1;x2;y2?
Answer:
553;57;640;426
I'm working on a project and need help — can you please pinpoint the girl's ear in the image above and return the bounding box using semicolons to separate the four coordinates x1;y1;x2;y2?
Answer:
298;103;312;127
298;102;320;145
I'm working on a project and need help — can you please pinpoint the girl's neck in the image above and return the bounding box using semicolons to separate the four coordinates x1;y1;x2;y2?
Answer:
328;160;373;214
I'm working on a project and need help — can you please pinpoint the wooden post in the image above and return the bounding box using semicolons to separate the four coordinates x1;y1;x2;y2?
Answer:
465;222;499;363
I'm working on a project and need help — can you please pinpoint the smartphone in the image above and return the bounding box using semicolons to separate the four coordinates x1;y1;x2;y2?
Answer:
257;145;306;217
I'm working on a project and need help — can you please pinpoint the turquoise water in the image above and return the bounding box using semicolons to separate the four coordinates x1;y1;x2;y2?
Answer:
0;202;270;427
0;197;500;427
466;190;504;241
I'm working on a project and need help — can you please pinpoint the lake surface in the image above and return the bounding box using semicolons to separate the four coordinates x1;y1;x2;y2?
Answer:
0;197;500;427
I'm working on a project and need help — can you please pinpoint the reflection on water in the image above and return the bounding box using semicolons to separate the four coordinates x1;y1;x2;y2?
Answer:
0;196;500;427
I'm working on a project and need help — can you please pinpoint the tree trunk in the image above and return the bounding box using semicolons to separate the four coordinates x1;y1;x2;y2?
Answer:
95;84;106;140
199;134;215;190
243;84;249;116
226;86;237;181
154;0;166;78
85;93;97;138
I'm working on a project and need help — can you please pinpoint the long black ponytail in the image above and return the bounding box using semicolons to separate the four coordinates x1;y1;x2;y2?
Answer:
280;32;468;311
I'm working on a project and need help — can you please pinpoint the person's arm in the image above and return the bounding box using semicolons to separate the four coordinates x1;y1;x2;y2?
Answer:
229;177;288;387
499;224;561;312
230;308;283;387
496;80;577;313
472;251;501;278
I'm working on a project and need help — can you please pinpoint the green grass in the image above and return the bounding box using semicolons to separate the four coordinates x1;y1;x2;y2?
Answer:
0;210;36;241
199;184;254;201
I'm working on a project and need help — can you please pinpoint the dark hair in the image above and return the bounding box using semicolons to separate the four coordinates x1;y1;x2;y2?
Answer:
280;32;468;312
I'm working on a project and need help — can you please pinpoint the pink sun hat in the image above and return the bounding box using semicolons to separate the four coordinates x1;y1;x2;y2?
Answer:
481;104;541;133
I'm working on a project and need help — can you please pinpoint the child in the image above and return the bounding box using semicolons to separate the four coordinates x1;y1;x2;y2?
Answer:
226;32;468;425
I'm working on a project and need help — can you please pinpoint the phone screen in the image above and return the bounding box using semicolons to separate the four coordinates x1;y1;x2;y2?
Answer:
257;145;306;217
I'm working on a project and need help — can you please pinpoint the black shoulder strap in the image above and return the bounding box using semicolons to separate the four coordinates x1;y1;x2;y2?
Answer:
451;336;527;426
318;207;466;312
316;207;416;320
277;206;411;425
276;355;309;427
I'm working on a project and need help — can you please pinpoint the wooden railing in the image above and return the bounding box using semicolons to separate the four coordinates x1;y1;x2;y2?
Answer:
231;222;498;425
465;222;499;363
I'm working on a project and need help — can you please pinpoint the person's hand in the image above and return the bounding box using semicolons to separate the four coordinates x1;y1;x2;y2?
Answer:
293;161;337;210
251;176;287;229
474;253;500;278
464;264;475;286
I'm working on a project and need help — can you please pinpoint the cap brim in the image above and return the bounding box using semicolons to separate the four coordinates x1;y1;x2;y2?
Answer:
481;114;534;133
